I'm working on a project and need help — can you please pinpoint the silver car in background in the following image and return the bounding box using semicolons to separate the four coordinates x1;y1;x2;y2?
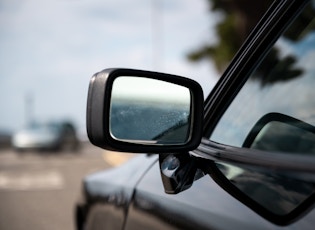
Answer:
12;121;80;152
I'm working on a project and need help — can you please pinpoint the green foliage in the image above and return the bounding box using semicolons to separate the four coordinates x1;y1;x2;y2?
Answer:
187;0;315;86
253;49;303;86
188;14;238;72
188;0;272;73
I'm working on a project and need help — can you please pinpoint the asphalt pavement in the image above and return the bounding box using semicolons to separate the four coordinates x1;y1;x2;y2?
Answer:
0;142;134;230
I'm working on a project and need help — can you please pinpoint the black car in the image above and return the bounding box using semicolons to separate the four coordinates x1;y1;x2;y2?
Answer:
76;0;315;229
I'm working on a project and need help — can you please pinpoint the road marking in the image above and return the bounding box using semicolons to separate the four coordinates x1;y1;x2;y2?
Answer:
0;171;64;191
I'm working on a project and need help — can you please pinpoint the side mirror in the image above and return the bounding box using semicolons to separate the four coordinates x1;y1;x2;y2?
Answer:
243;112;315;154
86;68;204;153
212;112;315;225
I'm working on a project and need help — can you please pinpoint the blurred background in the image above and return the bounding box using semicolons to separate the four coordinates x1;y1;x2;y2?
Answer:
0;0;271;229
0;0;220;139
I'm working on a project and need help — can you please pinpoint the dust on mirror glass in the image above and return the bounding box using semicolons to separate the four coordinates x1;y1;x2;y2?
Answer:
110;76;191;145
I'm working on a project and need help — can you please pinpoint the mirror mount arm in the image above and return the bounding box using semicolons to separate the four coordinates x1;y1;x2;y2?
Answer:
159;153;199;194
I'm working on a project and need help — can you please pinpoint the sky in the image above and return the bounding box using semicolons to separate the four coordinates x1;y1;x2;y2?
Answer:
0;0;220;136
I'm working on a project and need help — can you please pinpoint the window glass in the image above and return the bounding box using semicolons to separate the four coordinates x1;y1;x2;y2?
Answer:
210;4;315;153
208;3;315;220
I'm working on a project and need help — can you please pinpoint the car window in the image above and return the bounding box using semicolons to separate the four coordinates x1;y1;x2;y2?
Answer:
206;3;315;221
210;3;315;154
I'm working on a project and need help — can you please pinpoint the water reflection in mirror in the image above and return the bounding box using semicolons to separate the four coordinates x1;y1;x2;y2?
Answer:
110;76;191;145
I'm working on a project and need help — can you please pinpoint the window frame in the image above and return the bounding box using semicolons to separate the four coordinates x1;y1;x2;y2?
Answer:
190;0;315;225
202;0;309;137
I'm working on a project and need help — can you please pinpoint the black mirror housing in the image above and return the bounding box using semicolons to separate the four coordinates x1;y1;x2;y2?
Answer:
86;68;204;153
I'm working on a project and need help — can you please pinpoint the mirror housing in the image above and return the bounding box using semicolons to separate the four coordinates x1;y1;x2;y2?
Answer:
86;68;204;153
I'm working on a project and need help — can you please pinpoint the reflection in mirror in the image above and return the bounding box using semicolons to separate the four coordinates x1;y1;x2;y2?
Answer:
110;76;191;145
217;162;315;217
251;121;315;153
215;113;315;224
243;113;315;155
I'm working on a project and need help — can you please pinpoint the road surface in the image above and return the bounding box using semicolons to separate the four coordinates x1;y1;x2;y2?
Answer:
0;142;134;230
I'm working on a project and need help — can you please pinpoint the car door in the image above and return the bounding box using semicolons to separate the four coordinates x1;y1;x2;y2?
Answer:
124;0;315;229
125;159;274;230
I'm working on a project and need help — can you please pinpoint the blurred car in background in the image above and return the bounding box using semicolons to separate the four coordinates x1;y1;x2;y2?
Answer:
12;121;80;152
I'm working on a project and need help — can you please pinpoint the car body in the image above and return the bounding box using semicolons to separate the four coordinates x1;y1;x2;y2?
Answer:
76;0;315;229
12;121;80;152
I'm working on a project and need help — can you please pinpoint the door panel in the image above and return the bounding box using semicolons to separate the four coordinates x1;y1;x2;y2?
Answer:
124;161;285;230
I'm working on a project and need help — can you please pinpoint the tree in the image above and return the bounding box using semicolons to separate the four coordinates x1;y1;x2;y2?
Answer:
188;0;272;72
188;0;315;86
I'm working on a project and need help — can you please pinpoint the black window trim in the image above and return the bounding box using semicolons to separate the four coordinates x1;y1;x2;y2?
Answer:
191;138;315;173
196;149;315;226
191;0;313;172
202;0;309;136
188;1;315;225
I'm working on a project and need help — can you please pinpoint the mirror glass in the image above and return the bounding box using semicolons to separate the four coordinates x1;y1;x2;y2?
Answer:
215;113;315;224
110;76;191;145
216;161;315;217
244;118;315;155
